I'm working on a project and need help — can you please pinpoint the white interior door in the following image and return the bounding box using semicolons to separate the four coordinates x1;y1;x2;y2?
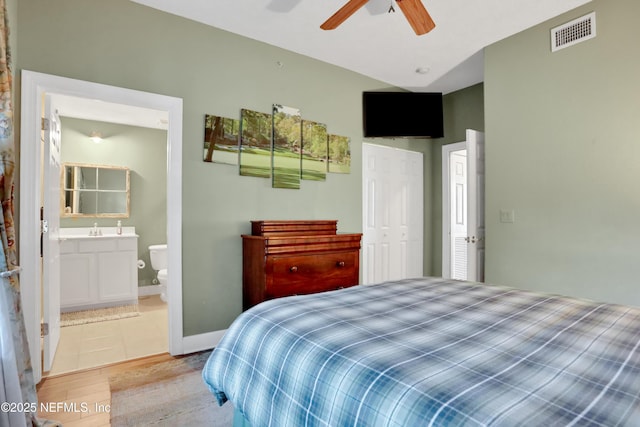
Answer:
42;94;62;372
450;150;468;280
362;143;423;284
466;129;485;282
442;130;485;282
401;148;424;279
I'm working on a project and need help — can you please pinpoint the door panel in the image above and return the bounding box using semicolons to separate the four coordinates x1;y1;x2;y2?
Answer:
43;94;62;372
450;151;467;280
466;129;485;282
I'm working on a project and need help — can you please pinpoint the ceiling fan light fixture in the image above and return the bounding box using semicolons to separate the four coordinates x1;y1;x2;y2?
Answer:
89;131;103;144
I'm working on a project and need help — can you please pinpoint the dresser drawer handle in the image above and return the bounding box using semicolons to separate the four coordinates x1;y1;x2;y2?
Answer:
336;261;345;268
289;266;298;273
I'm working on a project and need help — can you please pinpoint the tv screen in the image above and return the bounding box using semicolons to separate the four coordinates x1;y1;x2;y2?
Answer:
363;91;444;138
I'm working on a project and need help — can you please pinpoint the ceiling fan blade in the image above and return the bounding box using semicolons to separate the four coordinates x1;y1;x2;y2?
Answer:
320;0;370;30
396;0;436;35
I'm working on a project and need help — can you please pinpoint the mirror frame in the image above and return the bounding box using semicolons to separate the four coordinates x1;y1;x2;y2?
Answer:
61;162;130;218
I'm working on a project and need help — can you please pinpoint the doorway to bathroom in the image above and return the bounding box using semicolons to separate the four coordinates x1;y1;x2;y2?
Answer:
20;70;184;383
53;116;168;376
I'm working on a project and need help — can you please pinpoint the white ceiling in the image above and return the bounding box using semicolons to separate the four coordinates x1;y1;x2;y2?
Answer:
57;0;592;127
130;0;592;94
54;94;169;129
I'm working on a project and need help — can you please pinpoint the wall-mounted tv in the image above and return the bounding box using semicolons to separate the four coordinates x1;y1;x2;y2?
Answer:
363;91;444;139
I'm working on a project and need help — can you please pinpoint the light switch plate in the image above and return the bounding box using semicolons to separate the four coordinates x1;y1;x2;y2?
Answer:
500;209;515;223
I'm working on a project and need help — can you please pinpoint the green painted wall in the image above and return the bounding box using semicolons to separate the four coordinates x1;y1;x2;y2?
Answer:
59;117;167;286
485;0;640;306
16;0;437;335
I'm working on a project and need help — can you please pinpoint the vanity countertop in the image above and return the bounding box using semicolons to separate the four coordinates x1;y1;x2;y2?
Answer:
59;226;138;239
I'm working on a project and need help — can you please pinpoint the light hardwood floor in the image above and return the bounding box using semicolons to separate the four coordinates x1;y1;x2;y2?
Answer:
37;353;175;426
37;295;169;426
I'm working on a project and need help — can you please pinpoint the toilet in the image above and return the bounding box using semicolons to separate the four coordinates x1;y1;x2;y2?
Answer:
149;244;168;302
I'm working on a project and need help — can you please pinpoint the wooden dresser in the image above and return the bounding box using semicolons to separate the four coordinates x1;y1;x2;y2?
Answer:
242;220;362;310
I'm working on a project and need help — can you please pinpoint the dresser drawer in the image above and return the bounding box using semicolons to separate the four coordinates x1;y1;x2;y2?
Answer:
266;251;358;298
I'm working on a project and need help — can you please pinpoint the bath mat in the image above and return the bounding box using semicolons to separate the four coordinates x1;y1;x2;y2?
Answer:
109;350;234;426
60;304;140;326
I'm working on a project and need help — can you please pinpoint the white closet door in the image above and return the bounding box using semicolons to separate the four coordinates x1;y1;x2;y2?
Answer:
362;143;423;285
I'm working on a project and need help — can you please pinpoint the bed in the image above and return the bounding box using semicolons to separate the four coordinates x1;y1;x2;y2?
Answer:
202;277;640;426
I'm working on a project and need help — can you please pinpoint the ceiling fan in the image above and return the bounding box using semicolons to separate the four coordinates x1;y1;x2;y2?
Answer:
320;0;436;35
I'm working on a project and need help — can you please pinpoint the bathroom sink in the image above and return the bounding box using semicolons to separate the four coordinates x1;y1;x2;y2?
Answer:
59;227;138;239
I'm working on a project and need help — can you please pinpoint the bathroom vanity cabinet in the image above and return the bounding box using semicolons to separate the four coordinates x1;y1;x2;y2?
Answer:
59;228;138;312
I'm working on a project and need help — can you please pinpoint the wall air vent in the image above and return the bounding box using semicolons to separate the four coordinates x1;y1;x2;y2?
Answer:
551;12;596;52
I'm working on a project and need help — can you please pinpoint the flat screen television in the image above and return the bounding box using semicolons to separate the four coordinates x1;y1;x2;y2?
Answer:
363;91;444;138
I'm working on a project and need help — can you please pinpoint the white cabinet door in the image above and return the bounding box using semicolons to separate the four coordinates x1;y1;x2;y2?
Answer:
97;250;137;302
59;236;138;309
60;253;94;309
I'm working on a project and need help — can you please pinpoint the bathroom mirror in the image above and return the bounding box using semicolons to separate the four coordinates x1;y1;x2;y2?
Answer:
61;163;130;218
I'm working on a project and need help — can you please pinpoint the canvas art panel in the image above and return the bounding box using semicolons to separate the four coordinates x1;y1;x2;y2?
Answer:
301;120;328;181
272;104;302;189
203;114;240;165
239;109;272;178
328;134;351;174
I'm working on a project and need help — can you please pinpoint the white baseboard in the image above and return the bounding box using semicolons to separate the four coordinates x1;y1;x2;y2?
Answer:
138;285;161;296
181;329;227;354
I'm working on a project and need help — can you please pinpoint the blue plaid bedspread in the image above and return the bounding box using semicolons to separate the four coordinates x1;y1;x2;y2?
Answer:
202;277;640;426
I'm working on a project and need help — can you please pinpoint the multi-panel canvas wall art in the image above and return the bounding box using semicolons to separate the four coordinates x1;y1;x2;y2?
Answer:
328;134;351;174
203;114;240;165
272;105;302;189
301;120;328;181
240;109;272;178
204;104;350;189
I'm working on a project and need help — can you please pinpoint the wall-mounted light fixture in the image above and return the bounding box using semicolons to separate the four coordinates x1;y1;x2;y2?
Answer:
89;131;103;144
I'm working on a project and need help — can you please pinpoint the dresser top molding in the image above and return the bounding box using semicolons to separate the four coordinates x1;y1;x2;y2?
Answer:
250;220;345;237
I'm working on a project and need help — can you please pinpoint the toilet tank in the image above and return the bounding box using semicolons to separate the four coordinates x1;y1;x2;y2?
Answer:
149;244;168;270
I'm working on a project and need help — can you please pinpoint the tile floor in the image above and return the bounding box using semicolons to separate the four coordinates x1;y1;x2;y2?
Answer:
47;295;168;376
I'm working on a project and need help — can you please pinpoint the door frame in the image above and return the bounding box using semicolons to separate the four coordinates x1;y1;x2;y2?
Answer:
442;130;485;281
441;141;466;279
20;70;184;382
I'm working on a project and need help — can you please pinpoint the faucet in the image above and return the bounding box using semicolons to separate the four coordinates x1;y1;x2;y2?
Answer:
90;223;102;236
